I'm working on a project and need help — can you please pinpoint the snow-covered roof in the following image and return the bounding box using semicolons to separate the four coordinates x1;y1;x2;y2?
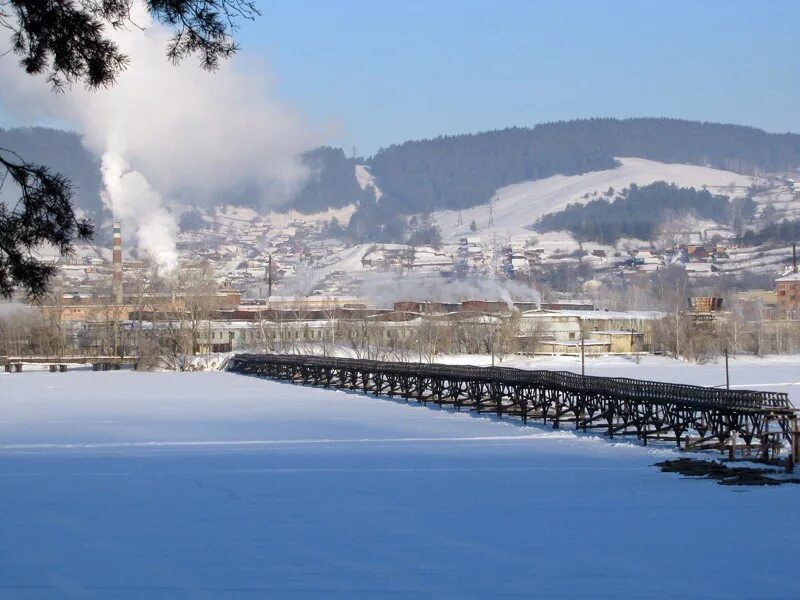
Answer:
685;263;716;272
776;271;800;282
523;309;663;320
543;340;609;347
591;330;644;336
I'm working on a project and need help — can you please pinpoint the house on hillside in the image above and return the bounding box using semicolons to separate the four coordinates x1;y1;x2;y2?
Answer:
776;271;800;315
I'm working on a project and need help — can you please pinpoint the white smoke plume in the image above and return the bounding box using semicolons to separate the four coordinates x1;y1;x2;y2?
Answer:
101;152;178;269
0;1;319;268
361;272;542;308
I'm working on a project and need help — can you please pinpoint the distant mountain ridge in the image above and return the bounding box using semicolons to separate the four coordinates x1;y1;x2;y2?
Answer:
3;119;800;238
365;118;800;217
0;126;107;223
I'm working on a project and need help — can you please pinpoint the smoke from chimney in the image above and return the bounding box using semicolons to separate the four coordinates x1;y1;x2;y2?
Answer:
0;0;320;270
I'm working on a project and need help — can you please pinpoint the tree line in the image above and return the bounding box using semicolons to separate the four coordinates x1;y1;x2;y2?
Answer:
534;181;732;244
11;117;800;249
737;219;800;246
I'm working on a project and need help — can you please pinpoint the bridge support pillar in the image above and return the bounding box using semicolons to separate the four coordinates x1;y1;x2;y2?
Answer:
49;365;57;373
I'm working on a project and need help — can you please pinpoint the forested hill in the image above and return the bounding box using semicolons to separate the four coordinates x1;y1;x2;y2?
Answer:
0;126;107;224
291;146;372;213
366;118;800;216
534;181;734;245
0;127;369;218
4;119;800;232
368;126;619;213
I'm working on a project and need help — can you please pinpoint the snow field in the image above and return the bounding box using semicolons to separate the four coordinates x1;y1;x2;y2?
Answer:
1;366;799;598
433;157;754;243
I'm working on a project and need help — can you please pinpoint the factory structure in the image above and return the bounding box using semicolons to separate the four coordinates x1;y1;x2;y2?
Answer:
39;224;656;358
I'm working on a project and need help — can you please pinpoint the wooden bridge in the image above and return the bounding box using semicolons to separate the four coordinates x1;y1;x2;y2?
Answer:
229;353;800;463
1;355;140;372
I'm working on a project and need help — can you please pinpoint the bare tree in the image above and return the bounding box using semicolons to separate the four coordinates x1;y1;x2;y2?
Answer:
654;265;689;358
151;263;221;368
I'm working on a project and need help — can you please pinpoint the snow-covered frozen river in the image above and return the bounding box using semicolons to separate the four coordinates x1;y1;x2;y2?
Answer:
2;362;799;598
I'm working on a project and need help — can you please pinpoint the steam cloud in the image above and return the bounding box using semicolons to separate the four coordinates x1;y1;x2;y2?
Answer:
362;273;542;308
0;1;318;268
101;153;179;269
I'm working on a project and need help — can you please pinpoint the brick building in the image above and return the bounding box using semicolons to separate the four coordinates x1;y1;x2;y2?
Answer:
776;272;800;315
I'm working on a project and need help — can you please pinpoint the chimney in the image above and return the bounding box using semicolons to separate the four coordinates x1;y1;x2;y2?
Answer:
112;221;123;304
793;242;797;274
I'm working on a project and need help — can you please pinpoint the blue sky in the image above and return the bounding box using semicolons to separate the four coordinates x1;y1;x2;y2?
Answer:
3;0;799;156
243;0;800;155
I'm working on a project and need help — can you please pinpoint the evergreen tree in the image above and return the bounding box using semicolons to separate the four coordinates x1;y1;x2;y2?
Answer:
0;0;257;298
535;181;732;244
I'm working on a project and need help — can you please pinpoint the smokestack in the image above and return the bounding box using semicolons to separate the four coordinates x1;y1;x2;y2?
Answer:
793;242;797;274
113;221;123;304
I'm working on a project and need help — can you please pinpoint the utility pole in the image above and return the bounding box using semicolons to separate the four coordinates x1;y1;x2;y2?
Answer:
724;347;730;390
417;324;423;366
580;317;585;378
267;254;273;299
489;318;495;367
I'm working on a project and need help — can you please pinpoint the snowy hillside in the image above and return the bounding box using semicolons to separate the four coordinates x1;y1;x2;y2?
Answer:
752;176;800;221
1;363;798;597
213;203;356;231
354;164;383;200
433;157;755;243
308;243;376;277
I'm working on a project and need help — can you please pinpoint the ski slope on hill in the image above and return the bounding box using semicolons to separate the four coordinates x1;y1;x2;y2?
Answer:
354;164;383;200
1;366;798;598
310;243;374;275
433;157;755;243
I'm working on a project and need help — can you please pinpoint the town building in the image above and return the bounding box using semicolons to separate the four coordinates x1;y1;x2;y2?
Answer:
776;272;800;315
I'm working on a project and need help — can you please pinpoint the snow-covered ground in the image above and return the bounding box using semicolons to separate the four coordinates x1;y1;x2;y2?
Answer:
433;157;755;243
355;164;383;200
1;361;798;598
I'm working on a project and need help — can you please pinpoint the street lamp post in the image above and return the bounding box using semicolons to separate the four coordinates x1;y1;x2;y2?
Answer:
579;316;585;378
489;318;495;367
724;347;730;390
